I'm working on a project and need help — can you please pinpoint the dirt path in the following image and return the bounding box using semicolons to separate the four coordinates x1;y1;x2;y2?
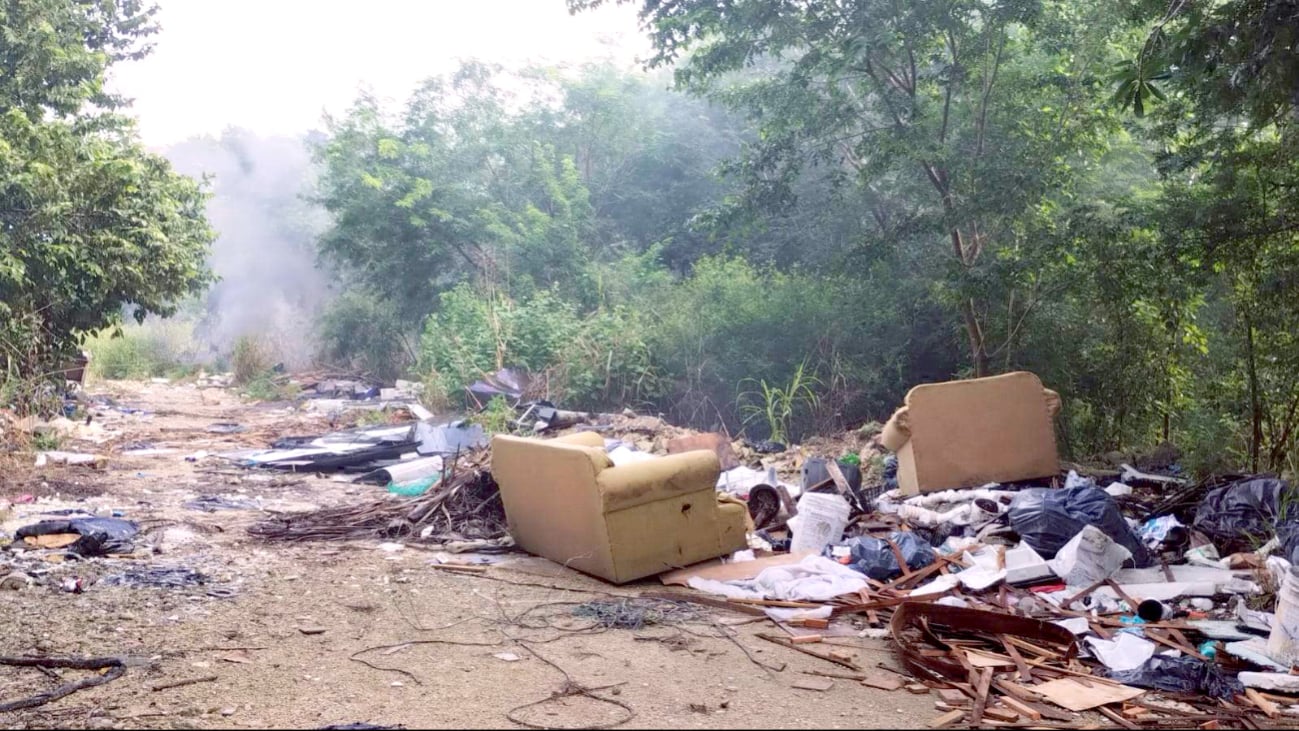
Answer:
0;381;934;729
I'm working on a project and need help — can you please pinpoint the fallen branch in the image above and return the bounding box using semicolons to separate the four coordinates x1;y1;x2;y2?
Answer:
0;655;126;712
150;675;218;692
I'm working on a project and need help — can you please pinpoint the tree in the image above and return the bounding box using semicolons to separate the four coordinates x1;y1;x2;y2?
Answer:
314;63;594;326
572;0;1137;376
0;0;214;388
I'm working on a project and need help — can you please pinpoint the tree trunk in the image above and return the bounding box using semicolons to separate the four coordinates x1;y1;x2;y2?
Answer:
1245;310;1262;473
961;298;989;377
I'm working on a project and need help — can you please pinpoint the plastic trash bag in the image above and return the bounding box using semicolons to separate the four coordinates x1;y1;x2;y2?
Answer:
1193;477;1296;555
1105;655;1243;699
14;517;138;556
829;531;936;581
1008;486;1152;567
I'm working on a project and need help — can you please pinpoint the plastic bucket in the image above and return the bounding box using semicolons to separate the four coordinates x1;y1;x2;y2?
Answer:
789;492;851;554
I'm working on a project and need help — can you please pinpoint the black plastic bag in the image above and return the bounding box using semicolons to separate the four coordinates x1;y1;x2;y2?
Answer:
829;531;936;581
1192;477;1296;555
1008;486;1152;567
1106;655;1242;699
15;518;138;556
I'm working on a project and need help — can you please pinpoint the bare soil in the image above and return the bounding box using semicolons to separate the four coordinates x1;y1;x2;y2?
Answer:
0;381;934;729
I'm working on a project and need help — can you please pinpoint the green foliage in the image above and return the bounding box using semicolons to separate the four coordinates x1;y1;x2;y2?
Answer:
0;0;214;380
738;362;822;444
419;282;662;411
32;431;62;452
316;290;412;382
83;320;199;380
472;396;516;435
241;375;282;402
231;336;272;385
300;6;1299;474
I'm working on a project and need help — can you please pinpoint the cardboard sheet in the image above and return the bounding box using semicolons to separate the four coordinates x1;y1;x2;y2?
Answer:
1032;678;1144;712
659;551;813;586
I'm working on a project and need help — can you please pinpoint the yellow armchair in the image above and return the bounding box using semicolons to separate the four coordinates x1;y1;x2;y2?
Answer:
491;432;749;583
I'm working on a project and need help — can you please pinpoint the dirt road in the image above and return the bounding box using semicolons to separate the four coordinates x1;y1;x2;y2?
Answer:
0;380;933;729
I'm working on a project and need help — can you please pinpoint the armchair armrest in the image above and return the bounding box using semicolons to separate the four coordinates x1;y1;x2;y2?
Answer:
596;451;720;513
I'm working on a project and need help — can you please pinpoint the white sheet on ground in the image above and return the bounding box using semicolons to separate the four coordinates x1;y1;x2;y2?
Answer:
686;554;867;602
1085;633;1157;671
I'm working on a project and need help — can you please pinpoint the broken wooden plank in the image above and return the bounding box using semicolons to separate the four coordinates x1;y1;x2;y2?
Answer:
1097;705;1140;730
861;673;904;691
791;677;834;692
802;669;865;681
998;695;1043;721
970;667;995;726
1000;634;1034;682
1244;688;1280;719
936;688;969;705
755;633;861;671
729;597;822;608
929;709;965;728
982;706;1021;723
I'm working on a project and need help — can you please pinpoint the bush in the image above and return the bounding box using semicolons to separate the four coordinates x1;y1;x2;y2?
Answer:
317;290;412;382
231;335;274;385
419;284;662;411
84;320;199;380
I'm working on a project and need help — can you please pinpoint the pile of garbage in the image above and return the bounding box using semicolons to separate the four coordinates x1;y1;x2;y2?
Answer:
224;368;1299;726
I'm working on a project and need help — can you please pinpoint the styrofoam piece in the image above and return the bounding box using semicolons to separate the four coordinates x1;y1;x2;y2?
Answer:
1225;637;1290;671
1005;542;1055;584
1239;672;1299;692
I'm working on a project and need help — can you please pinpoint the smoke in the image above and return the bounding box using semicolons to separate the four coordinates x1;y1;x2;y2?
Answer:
163;128;332;368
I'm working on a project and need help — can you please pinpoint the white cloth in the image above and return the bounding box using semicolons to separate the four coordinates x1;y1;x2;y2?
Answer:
686;554;867;602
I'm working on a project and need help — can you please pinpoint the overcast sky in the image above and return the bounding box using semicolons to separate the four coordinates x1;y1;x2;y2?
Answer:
107;0;648;146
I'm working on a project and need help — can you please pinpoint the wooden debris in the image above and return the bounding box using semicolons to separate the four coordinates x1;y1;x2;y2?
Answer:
1244;688;1280;719
1098;705;1140;730
1033;678;1144;712
929;709;965;728
151;675;218;692
791;677;834;692
861;673;904;691
755;633;861;670
998;695;1043;721
970;667;995;726
936;688;969;705
982;706;1021;723
427;563;488;574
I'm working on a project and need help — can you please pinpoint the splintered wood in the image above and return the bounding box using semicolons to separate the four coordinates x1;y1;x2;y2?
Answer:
880;600;1284;730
